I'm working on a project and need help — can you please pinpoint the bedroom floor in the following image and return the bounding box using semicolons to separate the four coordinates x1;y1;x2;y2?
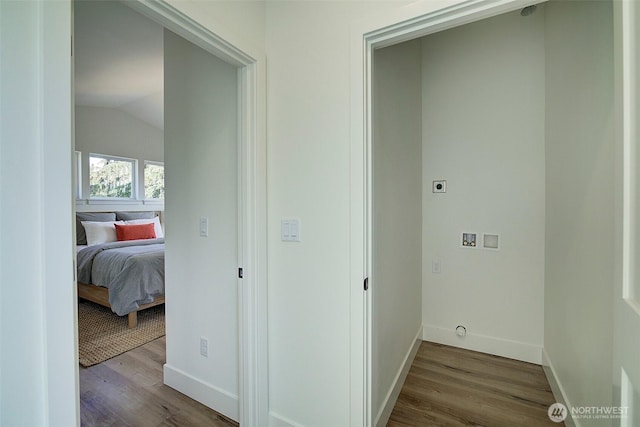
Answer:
79;336;237;426
388;341;561;426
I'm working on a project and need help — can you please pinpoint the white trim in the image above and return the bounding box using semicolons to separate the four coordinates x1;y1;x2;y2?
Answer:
542;349;578;427
121;2;267;426
268;411;304;427
423;324;542;364
164;364;239;421
374;327;422;427
350;1;545;424
41;1;79;424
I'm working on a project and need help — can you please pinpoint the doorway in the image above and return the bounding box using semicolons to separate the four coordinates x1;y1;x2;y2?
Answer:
355;1;627;426
72;0;264;424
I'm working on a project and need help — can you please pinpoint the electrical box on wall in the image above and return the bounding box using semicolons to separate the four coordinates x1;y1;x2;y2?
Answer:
483;233;500;250
461;232;477;247
432;180;446;193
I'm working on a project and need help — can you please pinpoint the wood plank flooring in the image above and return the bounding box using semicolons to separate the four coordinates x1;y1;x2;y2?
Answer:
81;338;559;426
79;336;238;427
388;341;561;426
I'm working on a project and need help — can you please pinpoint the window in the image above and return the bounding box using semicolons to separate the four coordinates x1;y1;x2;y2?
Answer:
89;154;136;199
144;161;165;200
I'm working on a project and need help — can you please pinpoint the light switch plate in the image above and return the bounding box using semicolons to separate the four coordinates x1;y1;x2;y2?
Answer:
281;218;301;242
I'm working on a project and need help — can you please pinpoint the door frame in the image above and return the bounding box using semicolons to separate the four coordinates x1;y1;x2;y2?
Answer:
68;0;268;424
348;0;543;424
122;2;267;425
614;0;640;424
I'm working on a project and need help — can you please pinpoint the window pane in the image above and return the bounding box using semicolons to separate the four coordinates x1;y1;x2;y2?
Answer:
144;163;164;199
89;155;133;198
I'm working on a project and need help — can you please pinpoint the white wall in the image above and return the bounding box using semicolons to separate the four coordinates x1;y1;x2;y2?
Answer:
0;1;77;425
372;40;423;426
421;8;546;364
75;106;164;202
264;2;414;425
163;29;240;421
543;1;615;424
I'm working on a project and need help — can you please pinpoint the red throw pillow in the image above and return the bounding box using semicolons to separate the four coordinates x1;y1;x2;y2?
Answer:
114;223;156;241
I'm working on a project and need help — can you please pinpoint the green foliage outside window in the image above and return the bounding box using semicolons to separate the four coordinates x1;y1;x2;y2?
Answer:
145;163;165;199
89;156;133;198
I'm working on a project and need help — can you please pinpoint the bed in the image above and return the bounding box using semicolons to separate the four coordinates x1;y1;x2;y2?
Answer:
76;212;165;328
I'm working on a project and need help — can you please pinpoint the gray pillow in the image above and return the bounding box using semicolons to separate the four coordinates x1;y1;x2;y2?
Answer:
76;212;116;245
115;211;156;221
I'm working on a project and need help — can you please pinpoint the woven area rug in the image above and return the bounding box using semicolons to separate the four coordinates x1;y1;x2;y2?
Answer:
78;300;165;367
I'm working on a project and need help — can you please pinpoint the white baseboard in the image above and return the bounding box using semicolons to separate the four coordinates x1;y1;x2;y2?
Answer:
375;326;423;427
542;349;578;427
163;364;239;422
269;411;304;427
422;324;542;364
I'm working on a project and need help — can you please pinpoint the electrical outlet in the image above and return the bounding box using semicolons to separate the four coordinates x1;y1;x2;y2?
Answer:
432;260;442;274
200;337;209;357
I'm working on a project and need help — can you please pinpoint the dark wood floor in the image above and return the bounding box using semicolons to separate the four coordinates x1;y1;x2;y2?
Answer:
79;336;238;427
388;341;561;426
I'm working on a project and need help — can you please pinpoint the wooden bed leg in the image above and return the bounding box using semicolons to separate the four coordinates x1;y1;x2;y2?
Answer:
128;312;138;329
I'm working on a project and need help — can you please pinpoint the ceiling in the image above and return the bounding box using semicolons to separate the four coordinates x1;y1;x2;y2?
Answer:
74;0;164;130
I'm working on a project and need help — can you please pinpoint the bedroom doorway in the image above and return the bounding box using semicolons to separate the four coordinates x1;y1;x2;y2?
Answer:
72;0;266;424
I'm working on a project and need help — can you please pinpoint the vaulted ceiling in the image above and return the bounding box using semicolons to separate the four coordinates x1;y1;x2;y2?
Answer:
74;0;164;130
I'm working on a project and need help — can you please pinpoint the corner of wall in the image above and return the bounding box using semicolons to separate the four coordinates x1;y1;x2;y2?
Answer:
163;364;239;421
374;326;423;427
542;349;579;427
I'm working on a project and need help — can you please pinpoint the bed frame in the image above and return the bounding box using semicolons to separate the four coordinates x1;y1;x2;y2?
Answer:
77;282;165;328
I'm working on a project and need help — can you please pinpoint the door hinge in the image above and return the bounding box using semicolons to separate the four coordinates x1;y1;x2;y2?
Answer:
364;277;369;291
238;268;244;279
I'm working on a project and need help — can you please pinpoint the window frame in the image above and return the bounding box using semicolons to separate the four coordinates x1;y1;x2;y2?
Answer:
88;153;138;200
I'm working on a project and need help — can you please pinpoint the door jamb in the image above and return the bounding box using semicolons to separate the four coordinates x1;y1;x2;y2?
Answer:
103;1;267;425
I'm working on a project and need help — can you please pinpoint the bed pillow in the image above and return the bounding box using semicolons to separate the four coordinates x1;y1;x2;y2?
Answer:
125;216;164;238
115;211;156;221
114;223;156;241
76;212;116;245
81;220;123;246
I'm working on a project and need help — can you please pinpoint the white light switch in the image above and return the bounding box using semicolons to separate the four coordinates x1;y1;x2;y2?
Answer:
281;218;301;242
199;217;208;237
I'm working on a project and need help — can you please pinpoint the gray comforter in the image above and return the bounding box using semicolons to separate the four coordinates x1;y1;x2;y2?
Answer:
77;239;165;316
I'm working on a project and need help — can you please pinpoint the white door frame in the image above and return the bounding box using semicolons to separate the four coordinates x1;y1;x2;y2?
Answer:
124;2;268;425
348;0;542;424
125;0;268;426
614;0;640;425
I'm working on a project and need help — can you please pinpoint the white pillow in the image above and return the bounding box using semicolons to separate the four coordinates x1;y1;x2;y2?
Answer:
125;216;164;238
81;220;124;246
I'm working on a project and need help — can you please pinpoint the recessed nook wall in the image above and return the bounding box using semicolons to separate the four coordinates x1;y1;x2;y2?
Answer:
372;39;423;426
420;7;546;363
